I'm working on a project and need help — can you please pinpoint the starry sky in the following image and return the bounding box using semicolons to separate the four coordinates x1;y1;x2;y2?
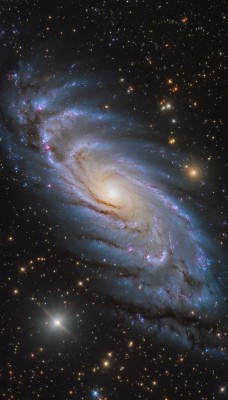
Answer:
0;1;227;399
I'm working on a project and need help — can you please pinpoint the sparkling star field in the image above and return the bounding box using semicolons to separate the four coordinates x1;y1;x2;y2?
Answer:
0;1;227;399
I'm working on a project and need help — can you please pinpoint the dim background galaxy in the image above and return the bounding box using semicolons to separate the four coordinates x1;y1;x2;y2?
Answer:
0;1;227;399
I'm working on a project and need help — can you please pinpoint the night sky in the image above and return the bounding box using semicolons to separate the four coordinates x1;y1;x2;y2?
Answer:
0;1;227;399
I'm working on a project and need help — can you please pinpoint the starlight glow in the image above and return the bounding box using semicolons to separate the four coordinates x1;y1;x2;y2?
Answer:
54;319;61;327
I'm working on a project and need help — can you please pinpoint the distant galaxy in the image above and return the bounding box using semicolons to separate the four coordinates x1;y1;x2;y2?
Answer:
1;53;226;355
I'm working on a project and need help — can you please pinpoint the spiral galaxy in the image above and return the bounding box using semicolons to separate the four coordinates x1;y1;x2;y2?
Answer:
1;55;226;354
